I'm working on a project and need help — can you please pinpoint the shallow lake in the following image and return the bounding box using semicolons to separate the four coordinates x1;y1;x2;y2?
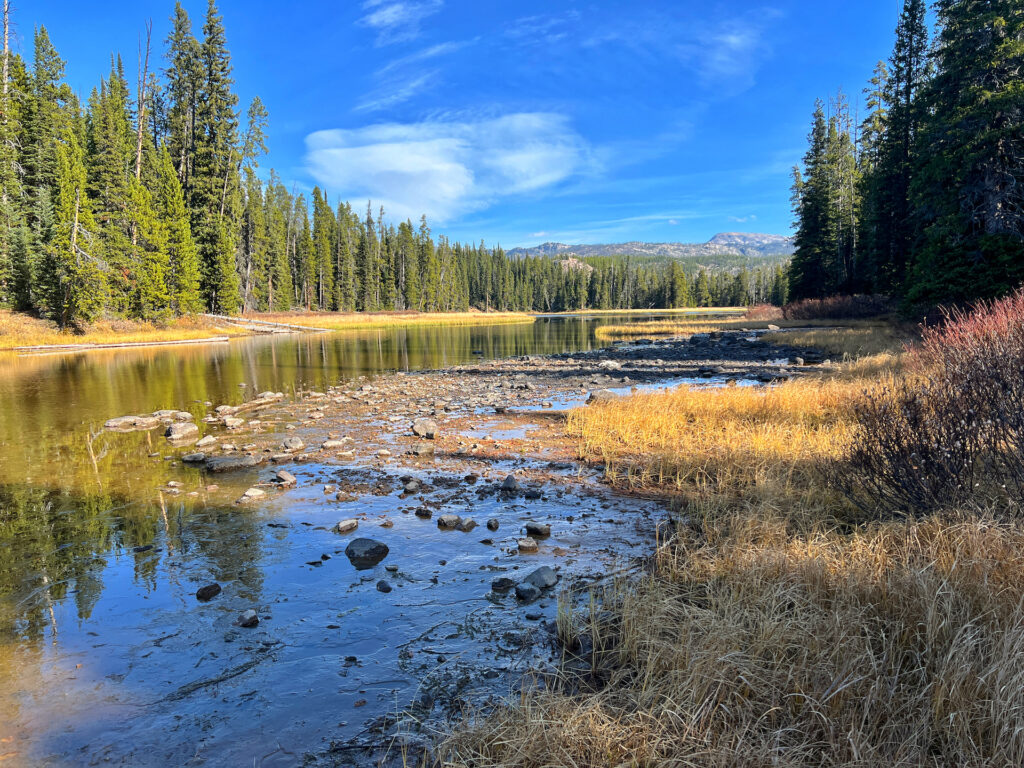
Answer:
0;312;716;766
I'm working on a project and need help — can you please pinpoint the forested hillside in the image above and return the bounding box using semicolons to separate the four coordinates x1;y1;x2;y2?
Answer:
0;1;786;328
788;0;1023;306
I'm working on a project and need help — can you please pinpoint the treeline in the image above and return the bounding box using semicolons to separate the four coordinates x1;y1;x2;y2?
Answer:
0;0;787;327
789;0;1023;307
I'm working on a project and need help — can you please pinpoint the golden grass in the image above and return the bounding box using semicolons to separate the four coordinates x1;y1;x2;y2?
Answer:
443;512;1024;767
248;310;536;330
440;324;1024;767
762;324;912;360
0;311;247;350
553;306;746;316
594;316;911;344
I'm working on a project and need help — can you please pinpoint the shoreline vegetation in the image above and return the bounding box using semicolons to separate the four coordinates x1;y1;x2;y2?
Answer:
0;306;749;352
439;290;1024;767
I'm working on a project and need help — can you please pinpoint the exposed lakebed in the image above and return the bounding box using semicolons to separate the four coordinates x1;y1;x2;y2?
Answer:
0;317;829;766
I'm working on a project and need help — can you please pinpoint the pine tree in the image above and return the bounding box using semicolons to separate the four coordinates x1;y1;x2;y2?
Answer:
154;145;202;314
0;5;28;308
908;0;1024;303
191;0;241;313
165;2;201;198
38;124;105;327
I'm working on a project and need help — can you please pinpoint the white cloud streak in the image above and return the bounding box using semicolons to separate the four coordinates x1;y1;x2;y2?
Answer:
359;0;443;46
305;113;594;223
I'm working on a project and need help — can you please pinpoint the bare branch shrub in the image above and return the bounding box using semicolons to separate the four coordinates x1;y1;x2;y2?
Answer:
837;287;1024;515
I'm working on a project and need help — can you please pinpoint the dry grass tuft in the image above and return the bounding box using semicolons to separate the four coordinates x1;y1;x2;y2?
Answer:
0;310;247;350
440;321;1024;767
443;512;1024;767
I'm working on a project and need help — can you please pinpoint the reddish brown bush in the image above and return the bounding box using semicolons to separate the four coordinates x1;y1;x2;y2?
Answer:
742;303;784;321
837;287;1024;516
783;294;894;320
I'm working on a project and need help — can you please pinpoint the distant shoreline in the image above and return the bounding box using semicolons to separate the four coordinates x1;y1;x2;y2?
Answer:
0;307;747;354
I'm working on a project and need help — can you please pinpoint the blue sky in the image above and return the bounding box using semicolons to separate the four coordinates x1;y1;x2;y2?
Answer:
27;1;899;247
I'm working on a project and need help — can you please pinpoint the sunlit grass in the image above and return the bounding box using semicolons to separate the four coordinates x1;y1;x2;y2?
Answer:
0;311;247;350
439;324;1024;767
249;310;536;330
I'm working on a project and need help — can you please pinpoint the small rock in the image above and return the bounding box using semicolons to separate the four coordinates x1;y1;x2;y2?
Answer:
491;577;516;592
525;522;551;538
437;514;462;530
196;435;217;448
181;452;206;463
196;583;221;601
336;519;359;534
403;480;420;494
501;474;520;493
165;422;199;440
524;566;558;589
236;609;259;628
412;418;438;439
345;538;389;570
223;416;245;429
205;454;266;473
515;582;542;602
275;469;297;487
282;436;304;451
457;518;477;532
486;518;500;531
517;537;539;553
376;580;392;593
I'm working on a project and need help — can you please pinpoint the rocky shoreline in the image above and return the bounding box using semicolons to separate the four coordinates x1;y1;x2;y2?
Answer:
93;327;830;764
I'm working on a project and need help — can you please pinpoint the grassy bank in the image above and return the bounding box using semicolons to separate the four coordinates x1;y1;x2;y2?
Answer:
245;310;536;331
0;311;249;351
440;303;1024;766
0;309;537;351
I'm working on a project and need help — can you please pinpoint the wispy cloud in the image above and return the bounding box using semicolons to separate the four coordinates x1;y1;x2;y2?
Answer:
356;40;475;113
359;0;443;46
676;9;782;90
728;214;758;223
305;113;596;222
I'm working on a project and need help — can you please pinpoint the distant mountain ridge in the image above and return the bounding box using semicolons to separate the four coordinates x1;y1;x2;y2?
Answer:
507;233;794;260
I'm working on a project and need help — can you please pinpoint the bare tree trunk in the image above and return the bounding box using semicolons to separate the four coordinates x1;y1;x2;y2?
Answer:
134;20;152;181
2;1;9;101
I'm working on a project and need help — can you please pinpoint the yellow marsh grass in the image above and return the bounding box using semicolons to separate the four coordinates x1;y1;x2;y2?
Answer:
249;310;535;330
442;512;1024;767
566;377;870;506
763;325;910;359
439;326;1024;767
0;311;247;350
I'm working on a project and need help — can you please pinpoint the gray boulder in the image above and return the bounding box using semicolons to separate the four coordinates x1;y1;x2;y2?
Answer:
515;583;541;602
525;522;551;538
345;538;389;570
523;566;558;589
165;422;199;440
412;418;438;439
437;514;462;530
204;454;266;473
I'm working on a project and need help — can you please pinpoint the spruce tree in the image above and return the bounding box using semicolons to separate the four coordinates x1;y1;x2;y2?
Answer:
191;0;241;313
908;0;1024;303
155;145;201;314
39;124;105;327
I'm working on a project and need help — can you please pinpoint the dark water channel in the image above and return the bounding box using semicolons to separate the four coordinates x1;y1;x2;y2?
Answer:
0;314;706;766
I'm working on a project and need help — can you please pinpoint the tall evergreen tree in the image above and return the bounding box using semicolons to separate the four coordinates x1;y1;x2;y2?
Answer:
908;0;1024;303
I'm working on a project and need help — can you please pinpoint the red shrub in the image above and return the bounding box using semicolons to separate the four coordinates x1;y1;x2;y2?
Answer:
783;294;894;320
837;286;1024;516
743;304;784;321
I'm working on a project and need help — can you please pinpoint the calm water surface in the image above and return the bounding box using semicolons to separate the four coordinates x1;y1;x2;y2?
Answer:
0;313;703;766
